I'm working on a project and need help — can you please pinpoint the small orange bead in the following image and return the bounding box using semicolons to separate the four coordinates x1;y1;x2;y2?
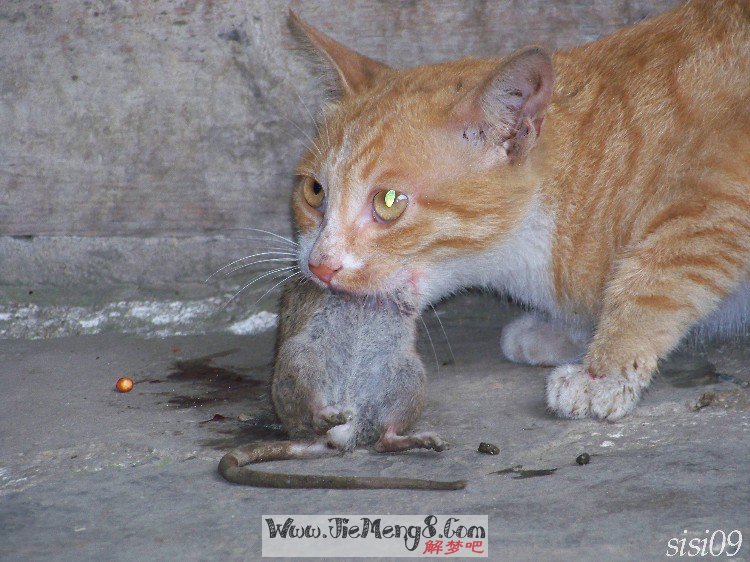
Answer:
116;377;134;393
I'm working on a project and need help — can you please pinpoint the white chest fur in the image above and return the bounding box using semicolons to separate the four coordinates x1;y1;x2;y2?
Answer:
422;200;557;314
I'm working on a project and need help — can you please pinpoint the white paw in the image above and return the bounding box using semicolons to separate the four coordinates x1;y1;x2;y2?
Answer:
546;364;643;420
501;314;586;367
326;422;356;451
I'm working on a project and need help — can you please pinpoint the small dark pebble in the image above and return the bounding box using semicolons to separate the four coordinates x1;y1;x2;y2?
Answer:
576;453;590;465
694;392;716;411
478;442;500;455
200;413;227;424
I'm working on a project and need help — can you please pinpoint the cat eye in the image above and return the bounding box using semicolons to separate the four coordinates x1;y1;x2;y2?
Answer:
372;189;408;222
303;178;325;209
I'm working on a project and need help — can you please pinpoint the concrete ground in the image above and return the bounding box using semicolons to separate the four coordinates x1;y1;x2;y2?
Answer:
1;293;749;561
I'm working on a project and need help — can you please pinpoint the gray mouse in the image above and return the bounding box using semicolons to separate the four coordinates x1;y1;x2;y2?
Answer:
218;277;465;490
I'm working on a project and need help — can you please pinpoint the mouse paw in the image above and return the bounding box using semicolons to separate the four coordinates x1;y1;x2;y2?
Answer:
375;430;447;453
414;432;448;452
312;406;350;434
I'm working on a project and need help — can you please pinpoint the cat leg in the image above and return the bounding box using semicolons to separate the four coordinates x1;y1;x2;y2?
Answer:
500;313;587;367
547;210;749;420
374;428;446;452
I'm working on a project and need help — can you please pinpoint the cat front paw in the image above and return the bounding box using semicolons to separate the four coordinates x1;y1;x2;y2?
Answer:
546;364;643;421
500;314;585;367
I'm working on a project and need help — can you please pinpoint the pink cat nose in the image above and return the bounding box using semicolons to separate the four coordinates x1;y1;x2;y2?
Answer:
308;262;341;285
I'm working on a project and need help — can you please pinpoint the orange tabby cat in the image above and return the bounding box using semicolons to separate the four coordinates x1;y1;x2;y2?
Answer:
287;1;750;420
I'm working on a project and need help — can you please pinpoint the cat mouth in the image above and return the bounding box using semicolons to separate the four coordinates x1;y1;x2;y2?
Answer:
302;266;400;298
328;273;422;311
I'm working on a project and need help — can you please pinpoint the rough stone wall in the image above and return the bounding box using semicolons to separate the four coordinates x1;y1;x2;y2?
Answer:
0;0;678;295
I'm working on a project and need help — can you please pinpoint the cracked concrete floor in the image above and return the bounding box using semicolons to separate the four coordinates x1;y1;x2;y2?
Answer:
1;293;749;561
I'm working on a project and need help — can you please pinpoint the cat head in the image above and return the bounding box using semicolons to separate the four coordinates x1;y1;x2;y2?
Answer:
289;11;554;301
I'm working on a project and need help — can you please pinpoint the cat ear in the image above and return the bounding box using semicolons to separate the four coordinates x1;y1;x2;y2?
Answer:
289;10;390;96
455;46;554;160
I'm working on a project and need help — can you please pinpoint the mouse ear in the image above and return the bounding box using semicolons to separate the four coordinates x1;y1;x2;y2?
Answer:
289;10;391;97
452;45;554;161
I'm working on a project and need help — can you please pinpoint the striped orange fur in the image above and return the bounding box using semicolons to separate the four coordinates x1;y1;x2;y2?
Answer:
289;1;750;420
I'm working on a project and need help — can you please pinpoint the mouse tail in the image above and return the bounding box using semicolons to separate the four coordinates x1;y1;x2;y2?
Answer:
218;439;339;487
218;440;466;490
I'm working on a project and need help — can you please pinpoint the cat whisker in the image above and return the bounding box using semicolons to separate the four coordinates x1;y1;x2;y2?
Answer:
291;88;331;152
418;313;440;369
277;126;323;159
221;227;299;247
278;113;324;159
323;111;332;154
220;265;300;310
213;234;297;250
429;303;456;365
224;257;298;278
215;228;297;243
291;88;318;131
253;270;302;305
212;231;297;249
280;111;320;148
206;251;297;283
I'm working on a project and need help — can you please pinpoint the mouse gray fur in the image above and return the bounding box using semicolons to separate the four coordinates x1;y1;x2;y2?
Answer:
218;277;465;490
